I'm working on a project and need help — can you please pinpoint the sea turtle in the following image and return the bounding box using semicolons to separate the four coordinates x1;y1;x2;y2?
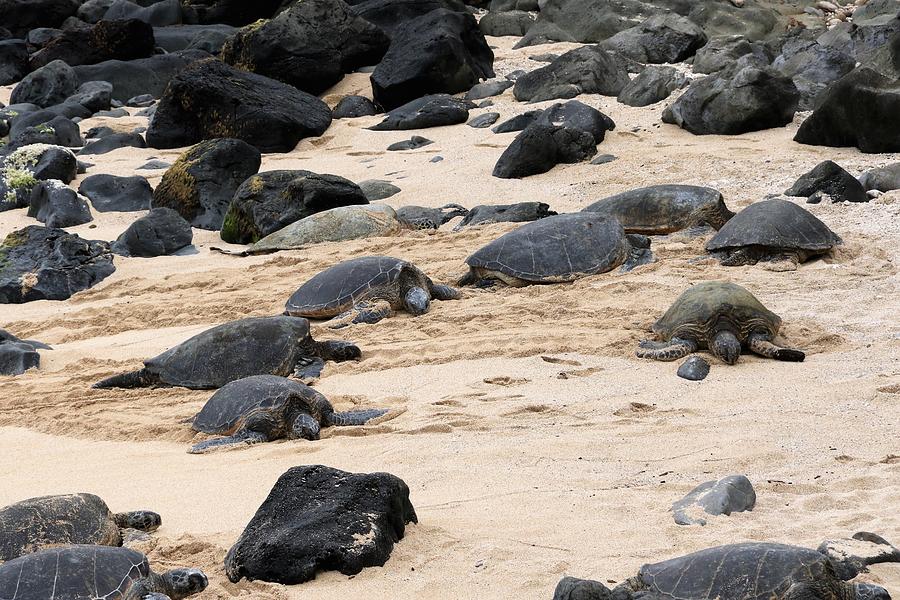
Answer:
636;281;805;365
706;198;842;267
213;204;405;256
92;316;360;389
458;213;653;287
396;203;469;229
0;545;207;600
0;493;161;562
453;202;556;230
582;184;735;234
611;542;891;600
284;256;460;328
189;375;388;453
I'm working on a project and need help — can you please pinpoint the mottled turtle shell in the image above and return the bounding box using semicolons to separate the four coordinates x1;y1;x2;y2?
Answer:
635;543;839;600
193;375;332;435
653;281;781;342
0;494;121;562
464;213;629;283
706;199;841;253
145;316;313;389
285;256;432;317
583;185;733;234
0;545;151;598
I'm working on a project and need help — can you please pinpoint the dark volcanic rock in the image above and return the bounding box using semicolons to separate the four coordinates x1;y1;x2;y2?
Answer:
602;14;707;64
65;80;113;113
332;96;378;119
465;80;513;101
79;131;146;156
78;173;152;211
368;94;473;131
26;179;93;227
152;24;236;53
183;0;285;27
671;474;756;525
0;0;80;38
103;0;182;26
146;59;332;152
479;10;535;37
28;18;155;70
371;8;494;111
0;335;42;375
220;170;369;244
358;179;400;201
794;67;900;153
0;145;78;211
693;35;772;75
0;39;28;86
455;202;555;229
617;65;686;107
6;115;82;151
677;355;710;381
73;50;210;101
772;39;856;110
493;101;614;179
468;112;500;128
662;65;799;135
492;110;543;133
10;60;78;108
224;465;417;584
221;0;388;96
349;0;469;38
387;136;433;151
784;160;868;203
111;207;193;257
152;138;261;230
0;225;114;303
552;577;612;600
513;45;630;103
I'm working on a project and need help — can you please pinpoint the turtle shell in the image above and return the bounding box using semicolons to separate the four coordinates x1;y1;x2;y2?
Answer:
653;281;781;342
583;185;732;234
706;199;841;253
0;494;119;561
146;316;312;389
465;213;629;283
635;542;836;600
285;256;429;317
192;375;332;434
0;545;151;598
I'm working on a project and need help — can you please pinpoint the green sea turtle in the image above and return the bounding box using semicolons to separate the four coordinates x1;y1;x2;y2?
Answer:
458;213;652;287
92;316;360;389
0;493;160;562
582;184;735;234
189;375;387;453
706;198;841;268
285;256;460;328
0;545;207;600
396;203;469;229
637;281;804;364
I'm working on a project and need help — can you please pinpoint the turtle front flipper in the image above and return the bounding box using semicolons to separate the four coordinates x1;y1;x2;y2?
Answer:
188;430;269;453
327;300;394;328
329;408;388;426
622;234;654;272
431;283;461;301
748;333;805;362
92;368;160;389
636;337;698;361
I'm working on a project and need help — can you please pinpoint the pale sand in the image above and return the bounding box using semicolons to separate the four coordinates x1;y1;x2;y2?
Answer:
1;36;899;598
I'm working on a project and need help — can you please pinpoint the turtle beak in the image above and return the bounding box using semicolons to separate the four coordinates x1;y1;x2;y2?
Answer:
404;287;430;316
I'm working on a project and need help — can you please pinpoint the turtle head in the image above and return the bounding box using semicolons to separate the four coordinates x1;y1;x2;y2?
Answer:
853;583;891;600
711;329;741;365
291;412;321;440
117;510;162;532
403;286;430;316
161;568;208;599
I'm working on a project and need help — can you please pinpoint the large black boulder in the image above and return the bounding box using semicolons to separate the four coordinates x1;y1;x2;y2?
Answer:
601;14;707;64
693;35;771;75
0;330;45;376
27;179;93;227
183;0;286;26
111;207;193;257
152;138;261;230
0;0;80;38
0;39;28;86
493;100;614;179
103;0;182;26
224;465;417;584
5;114;82;151
368;94;473;130
146;59;332;152
73;50;210;101
0;225;115;303
350;0;468;38
662;65;799;135
794;67;900;154
784;160;868;203
78;173;152;211
772;38;856;110
0;145;78;211
332;95;379;119
617;65;686;107
479;10;535;37
10;60;79;108
220;170;369;244
221;0;389;96
28;18;156;70
513;45;630;103
79;132;146;156
371;8;494;111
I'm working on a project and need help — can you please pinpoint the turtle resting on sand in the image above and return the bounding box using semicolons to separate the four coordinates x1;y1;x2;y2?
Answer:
0;493;160;562
396;203;468;229
0;545;207;600
706;198;841;268
285;256;460;328
459;213;652;287
637;281;805;364
93;316;360;389
582;184;735;234
190;375;388;453
555;542;892;600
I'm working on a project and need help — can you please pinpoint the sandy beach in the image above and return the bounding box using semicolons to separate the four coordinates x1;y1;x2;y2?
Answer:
1;35;899;598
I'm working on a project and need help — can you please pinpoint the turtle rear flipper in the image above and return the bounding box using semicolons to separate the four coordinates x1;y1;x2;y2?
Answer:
748;334;805;362
189;430;269;454
636;337;698;361
329;408;388;426
92;368;158;389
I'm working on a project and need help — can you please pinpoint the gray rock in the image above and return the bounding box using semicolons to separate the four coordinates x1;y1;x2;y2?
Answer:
332;96;378;119
387;136;433;151
677;356;709;381
0;39;28;86
78;131;145;155
492;110;543;133
10;59;78;108
26;179;92;227
513;45;630;103
468;112;500;128
137;159;170;170
73;50;210;102
358;179;401;201
111;207;193;257
785;161;868;204
601;14;707;64
478;10;535;37
368;94;473;131
465;80;513;100
693;35;772;75
671;475;756;526
859;163;900;192
617;65;686;107
103;0;182;26
590;154;617;165
78;173;152;212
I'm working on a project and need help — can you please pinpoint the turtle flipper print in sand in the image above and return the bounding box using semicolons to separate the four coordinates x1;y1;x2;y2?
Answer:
636;281;805;365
